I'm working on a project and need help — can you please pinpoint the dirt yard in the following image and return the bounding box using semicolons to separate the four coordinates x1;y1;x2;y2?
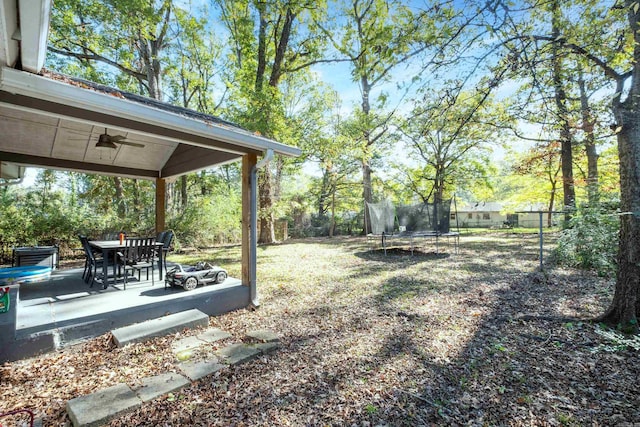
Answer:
1;232;638;426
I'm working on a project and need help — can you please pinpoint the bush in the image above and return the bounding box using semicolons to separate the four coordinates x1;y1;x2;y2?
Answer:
554;203;619;277
170;191;241;247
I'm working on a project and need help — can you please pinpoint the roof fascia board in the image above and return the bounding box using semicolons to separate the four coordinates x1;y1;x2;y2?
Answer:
0;68;302;157
0;150;159;180
18;0;51;73
0;0;19;68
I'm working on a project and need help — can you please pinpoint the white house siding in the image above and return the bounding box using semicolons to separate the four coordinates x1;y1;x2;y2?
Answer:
456;202;550;228
456;202;505;228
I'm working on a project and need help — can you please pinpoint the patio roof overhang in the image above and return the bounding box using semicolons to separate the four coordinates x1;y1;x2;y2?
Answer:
0;0;300;180
0;67;301;180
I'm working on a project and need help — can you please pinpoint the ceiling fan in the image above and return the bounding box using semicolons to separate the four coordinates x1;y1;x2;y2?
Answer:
94;128;145;150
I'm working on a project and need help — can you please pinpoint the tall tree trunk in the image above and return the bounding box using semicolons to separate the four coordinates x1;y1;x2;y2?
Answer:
595;0;640;332
547;181;556;228
166;181;174;216
361;73;373;234
578;70;599;204
253;3;295;244
434;162;445;205
546;156;561;227
144;41;163;100
136;2;170;100
318;169;330;218
200;170;208;196
180;175;188;209
274;155;284;199
258;167;275;243
599;108;640;332
222;165;232;191
113;177;126;219
551;2;575;219
132;179;140;218
329;182;336;238
269;8;294;87
255;1;267;93
362;161;373;233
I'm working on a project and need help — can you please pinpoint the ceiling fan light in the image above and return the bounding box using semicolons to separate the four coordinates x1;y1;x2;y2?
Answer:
95;134;117;150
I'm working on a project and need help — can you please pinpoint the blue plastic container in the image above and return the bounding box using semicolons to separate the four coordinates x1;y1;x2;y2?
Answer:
0;266;52;285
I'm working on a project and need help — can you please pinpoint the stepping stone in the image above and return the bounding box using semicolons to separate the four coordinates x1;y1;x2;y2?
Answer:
112;309;209;347
197;328;232;343
245;329;279;343
172;328;232;359
216;343;260;366
179;358;225;381
132;372;191;403
172;336;203;354
66;383;141;427
253;342;280;354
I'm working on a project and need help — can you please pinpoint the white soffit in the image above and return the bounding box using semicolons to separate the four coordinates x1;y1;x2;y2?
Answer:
18;0;52;73
0;68;302;158
0;0;19;68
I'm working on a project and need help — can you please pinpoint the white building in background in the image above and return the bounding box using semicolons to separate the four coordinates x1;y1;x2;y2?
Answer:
455;202;551;228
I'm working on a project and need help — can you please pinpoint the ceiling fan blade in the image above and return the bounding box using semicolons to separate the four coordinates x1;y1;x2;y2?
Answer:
119;140;145;148
110;135;127;143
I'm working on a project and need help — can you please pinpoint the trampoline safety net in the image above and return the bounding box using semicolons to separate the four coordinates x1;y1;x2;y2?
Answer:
366;200;396;235
367;199;453;234
397;199;452;234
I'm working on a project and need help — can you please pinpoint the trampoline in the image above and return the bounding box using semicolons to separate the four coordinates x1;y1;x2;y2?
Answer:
366;199;460;255
0;266;52;285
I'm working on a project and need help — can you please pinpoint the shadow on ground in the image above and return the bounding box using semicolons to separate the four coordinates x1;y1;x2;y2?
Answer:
355;248;450;263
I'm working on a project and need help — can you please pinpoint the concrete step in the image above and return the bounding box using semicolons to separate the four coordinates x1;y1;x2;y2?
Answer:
111;309;209;347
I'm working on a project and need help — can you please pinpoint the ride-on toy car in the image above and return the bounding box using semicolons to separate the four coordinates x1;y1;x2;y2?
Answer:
164;262;227;291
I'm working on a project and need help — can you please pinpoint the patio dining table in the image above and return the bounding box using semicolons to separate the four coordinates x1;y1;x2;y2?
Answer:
89;239;164;288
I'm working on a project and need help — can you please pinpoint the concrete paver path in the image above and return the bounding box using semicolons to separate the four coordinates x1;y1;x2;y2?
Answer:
65;323;280;427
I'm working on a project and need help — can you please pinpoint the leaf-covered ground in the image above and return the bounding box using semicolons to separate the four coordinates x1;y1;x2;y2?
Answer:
2;233;639;426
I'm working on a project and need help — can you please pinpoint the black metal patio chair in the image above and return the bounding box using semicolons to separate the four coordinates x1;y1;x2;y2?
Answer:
79;235;105;287
117;237;156;290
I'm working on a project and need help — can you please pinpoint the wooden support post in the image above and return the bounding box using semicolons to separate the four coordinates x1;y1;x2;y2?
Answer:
242;154;257;287
155;178;166;233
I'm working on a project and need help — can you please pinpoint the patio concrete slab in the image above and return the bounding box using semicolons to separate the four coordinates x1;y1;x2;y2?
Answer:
112;309;209;347
179;358;225;381
216;343;261;366
66;383;141;427
11;266;248;360
132;372;191;403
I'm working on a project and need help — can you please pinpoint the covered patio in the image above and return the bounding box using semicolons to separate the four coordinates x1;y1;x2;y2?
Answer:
17;265;243;346
0;0;300;361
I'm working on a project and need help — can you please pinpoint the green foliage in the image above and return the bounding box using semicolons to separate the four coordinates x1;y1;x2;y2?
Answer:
592;324;640;353
554;203;619;277
0;172;104;259
170;187;241;247
397;89;502;203
0;167;247;263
